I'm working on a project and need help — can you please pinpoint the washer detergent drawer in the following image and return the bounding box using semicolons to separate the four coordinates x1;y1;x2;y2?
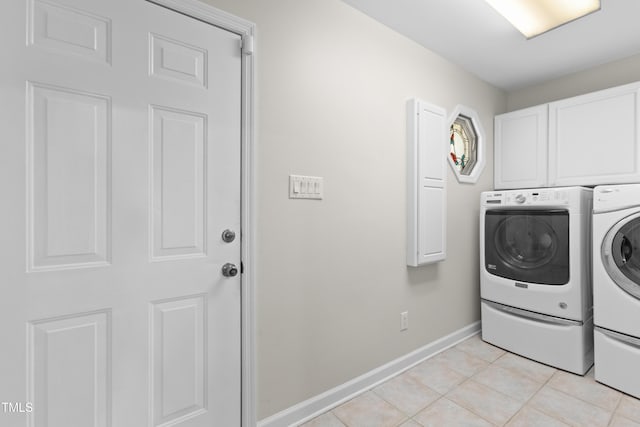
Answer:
594;327;640;399
481;300;593;375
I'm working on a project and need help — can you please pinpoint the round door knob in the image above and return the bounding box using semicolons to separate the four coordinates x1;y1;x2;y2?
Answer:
222;263;239;277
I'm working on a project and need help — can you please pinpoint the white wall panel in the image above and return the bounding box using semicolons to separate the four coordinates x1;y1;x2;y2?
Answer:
197;0;503;419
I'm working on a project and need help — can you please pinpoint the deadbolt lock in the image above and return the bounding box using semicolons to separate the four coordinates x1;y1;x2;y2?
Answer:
221;229;236;243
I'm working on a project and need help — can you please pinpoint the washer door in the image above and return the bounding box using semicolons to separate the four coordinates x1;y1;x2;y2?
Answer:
484;210;569;285
602;213;640;299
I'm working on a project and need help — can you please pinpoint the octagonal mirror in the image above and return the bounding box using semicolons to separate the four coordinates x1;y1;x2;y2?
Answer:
447;105;486;183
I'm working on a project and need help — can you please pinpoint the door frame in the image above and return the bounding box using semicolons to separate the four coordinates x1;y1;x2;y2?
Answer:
146;1;256;425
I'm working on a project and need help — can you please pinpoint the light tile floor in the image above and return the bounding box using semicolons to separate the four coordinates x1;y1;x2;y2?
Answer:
300;334;640;427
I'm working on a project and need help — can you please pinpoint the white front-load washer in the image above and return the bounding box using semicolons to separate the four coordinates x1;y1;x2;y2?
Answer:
593;184;640;398
480;187;593;374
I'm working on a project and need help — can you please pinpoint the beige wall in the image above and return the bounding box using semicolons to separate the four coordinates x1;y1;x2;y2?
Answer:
200;0;506;419
508;53;640;111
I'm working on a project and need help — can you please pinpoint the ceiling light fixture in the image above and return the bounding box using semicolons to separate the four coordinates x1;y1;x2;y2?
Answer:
485;0;601;39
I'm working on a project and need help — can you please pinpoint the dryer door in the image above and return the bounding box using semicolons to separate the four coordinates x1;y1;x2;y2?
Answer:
603;213;640;299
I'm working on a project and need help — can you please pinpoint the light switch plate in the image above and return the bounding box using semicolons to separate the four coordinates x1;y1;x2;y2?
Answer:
289;175;323;200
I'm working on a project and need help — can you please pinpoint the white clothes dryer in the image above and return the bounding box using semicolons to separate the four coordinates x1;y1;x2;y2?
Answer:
480;187;593;374
593;184;640;398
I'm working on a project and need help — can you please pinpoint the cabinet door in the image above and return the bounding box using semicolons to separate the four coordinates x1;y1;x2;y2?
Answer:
549;83;640;186
407;99;446;266
494;105;548;189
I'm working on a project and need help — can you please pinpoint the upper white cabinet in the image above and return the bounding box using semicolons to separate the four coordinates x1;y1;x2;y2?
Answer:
549;84;640;187
407;99;446;266
495;81;640;189
495;105;548;189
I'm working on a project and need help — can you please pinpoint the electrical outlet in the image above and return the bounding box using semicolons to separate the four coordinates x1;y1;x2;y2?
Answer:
400;311;409;331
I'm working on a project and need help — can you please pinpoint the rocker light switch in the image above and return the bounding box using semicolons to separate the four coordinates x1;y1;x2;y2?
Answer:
289;175;323;200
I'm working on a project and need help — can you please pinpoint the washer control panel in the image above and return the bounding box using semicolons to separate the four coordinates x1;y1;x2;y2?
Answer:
482;189;570;206
594;184;640;211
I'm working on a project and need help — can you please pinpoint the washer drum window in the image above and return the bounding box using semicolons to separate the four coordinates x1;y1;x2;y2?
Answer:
485;210;570;285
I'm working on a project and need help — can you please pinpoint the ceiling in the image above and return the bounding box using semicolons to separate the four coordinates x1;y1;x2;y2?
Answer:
341;0;640;91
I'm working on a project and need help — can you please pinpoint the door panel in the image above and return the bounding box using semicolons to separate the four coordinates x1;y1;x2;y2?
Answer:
1;0;241;426
28;82;111;271
29;311;111;427
150;34;207;87
150;106;207;260
30;0;112;64
151;296;207;425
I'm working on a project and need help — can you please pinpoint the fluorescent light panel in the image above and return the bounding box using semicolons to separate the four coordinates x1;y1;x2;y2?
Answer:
485;0;600;38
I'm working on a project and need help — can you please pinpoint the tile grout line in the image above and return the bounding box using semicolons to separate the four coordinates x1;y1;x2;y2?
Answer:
302;336;640;427
500;369;559;426
370;380;442;422
452;339;611;426
444;377;518;426
382;338;494;426
445;341;517;426
605;387;625;427
367;388;415;427
309;328;484;427
519;370;586;427
601;387;625;420
486;351;574;426
483;345;627;421
544;371;624;415
460;344;562;427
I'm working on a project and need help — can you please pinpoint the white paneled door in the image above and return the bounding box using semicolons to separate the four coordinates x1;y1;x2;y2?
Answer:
0;0;242;426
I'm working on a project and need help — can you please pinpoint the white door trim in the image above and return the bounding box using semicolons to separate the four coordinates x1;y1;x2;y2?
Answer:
146;1;256;425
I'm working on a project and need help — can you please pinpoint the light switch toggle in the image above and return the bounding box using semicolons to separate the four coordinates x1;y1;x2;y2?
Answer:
289;175;323;200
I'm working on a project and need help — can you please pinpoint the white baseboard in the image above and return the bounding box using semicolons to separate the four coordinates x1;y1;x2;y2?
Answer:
257;321;481;427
